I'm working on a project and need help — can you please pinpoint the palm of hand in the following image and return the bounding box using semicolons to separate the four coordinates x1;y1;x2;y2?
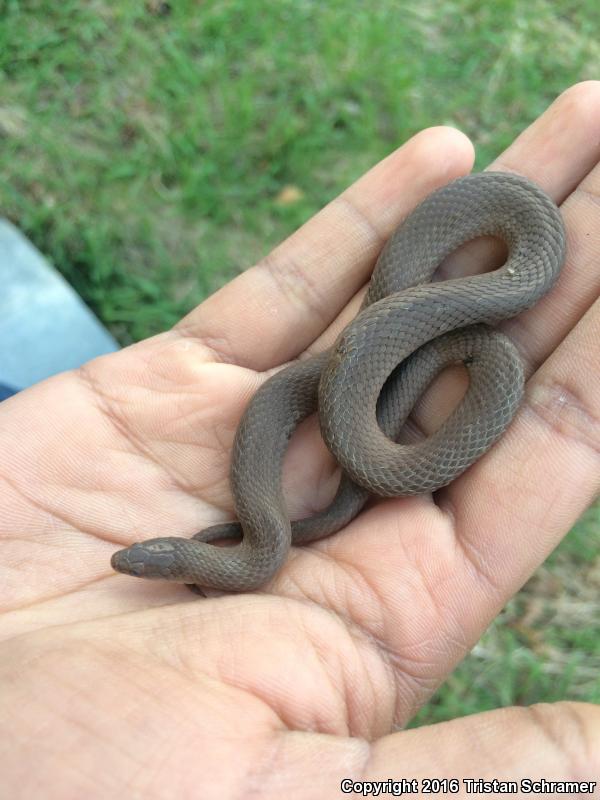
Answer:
2;83;600;798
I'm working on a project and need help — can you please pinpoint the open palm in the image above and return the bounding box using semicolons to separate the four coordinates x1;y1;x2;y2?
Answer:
2;82;600;799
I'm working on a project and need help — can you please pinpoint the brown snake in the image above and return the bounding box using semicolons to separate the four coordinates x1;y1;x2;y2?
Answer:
111;171;566;592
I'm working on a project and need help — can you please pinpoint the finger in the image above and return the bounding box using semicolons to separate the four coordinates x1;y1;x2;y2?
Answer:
442;82;600;373
490;81;600;198
441;82;600;281
407;82;600;439
441;290;600;623
370;703;600;787
176;127;474;370
264;703;600;796
502;133;600;373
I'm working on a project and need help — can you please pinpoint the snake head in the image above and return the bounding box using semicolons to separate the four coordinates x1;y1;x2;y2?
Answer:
111;538;184;581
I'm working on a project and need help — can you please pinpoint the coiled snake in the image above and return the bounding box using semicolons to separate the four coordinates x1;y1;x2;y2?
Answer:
111;172;566;592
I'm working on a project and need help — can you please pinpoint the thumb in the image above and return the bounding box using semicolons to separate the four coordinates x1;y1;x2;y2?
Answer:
258;702;600;798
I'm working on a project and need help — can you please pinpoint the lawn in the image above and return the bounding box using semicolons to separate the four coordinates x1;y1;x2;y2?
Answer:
1;0;599;723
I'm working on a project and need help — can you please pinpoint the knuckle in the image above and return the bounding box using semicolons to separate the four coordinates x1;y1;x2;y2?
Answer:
259;249;326;324
526;701;598;774
524;376;600;461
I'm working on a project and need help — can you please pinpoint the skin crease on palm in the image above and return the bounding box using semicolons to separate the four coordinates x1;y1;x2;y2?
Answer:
0;82;600;800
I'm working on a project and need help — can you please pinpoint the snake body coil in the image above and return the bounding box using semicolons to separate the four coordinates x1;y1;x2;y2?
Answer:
111;172;566;592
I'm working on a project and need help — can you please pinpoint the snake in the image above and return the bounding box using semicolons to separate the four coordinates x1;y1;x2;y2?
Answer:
111;171;566;593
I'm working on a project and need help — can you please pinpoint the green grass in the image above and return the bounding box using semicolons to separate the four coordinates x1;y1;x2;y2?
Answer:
2;0;599;341
1;0;599;722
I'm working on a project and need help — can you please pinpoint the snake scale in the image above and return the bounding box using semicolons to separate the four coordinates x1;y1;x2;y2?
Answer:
111;172;566;592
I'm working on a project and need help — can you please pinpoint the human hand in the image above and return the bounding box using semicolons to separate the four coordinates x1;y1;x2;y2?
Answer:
1;82;599;798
